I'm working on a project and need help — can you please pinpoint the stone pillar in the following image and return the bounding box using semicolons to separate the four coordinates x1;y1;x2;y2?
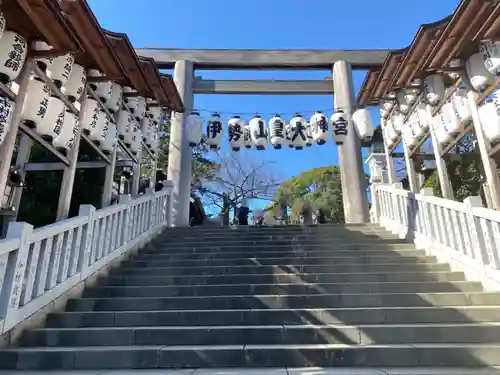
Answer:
168;60;194;226
333;60;370;223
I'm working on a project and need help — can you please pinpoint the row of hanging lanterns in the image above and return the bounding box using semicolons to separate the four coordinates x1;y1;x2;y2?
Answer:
184;109;374;151
0;11;163;159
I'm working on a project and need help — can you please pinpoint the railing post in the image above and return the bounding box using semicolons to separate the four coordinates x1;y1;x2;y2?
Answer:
463;196;487;265
419;188;435;249
145;188;155;233
1;222;33;331
390;183;403;234
78;204;96;279
119;195;132;245
163;181;174;228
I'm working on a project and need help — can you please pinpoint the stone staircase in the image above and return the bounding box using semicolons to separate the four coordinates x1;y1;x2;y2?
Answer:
2;224;500;370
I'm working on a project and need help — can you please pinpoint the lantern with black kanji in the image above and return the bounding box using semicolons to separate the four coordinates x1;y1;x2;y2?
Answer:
269;114;285;149
81;97;101;135
53;109;77;152
228;115;244;151
117;109;133;140
128;96;147;121
285;122;294;148
289;113;307;150
186;111;203;147
352;108;374;142
89;109;110;145
478;99;500;145
32;41;53;73
130;128;142;155
480;40;500;75
330;110;349;145
124;120;137;148
434;108;452;146
62;63;86;103
38;96;65;141
249;114;268;150
423;74;445;106
205;112;223;150
0;31;28;84
244;124;253;149
20;75;50;129
100;123;117;155
305;121;313;147
0;95;14;147
466;52;495;92
47;53;74;89
149;106;162;124
310;111;328;145
0;13;6;42
106;83;122;114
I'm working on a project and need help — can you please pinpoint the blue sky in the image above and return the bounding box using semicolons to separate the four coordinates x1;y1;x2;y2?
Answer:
88;0;460;210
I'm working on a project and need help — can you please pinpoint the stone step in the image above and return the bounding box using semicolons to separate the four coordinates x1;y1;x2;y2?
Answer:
116;263;448;276
124;255;437;268
46;306;500;328
136;248;426;261
142;243;416;254
83;281;482;298
157;233;395;242
2;344;500;369
65;292;500;312
19;323;500;347
102;271;466;287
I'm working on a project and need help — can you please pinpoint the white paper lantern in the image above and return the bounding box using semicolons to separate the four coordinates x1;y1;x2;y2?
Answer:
122;86;133;107
447;59;462;81
479;102;500;145
141;116;151;142
0;31;28;84
116;109;133;140
38;96;65;141
89;110;110;145
249;115;268;150
396;90;410;114
53;109;77;151
352;108;374;142
451;89;472;126
130;128;142;155
305;121;313;147
386;118;399;142
0;95;15;147
392;112;404;136
206;113;223;150
381;98;395;113
146;122;157;148
186;111;203;147
124;120;137;147
380;107;389;119
128;96;146;121
269;114;286;149
32;41;53;73
285;122;294;148
0;13;6;42
81;97;101;135
424;74;446;106
244;124;253;149
100;123;117;154
106;83;122;114
228;115;244;151
410;111;425;139
443;102;463;138
466;52;495;92
20;76;50;129
331;110;349;145
434;109;452;146
62;63;86;103
150;132;159;154
47;53;74;88
149;106;162;124
383;125;395;149
310;111;328;145
480;40;500;75
403;122;418;149
289;114;307;150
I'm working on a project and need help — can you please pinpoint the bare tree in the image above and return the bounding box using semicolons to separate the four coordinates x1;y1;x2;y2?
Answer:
199;153;282;213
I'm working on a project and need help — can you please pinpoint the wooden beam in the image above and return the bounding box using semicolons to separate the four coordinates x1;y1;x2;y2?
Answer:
135;48;392;70
193;79;334;95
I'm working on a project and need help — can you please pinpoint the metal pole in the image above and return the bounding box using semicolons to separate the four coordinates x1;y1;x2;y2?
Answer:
332;60;370;223
167;60;194;226
56;87;89;221
0;60;33;207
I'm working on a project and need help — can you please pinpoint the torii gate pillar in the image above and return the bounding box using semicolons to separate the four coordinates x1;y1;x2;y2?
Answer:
168;60;194;226
333;60;370;223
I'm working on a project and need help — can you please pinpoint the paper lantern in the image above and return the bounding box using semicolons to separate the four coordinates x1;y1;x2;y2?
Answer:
305;121;313;147
310;111;328;145
269;114;285;149
228;115;244;151
423;74;445;106
100;123;117;155
480;40;500;75
187;111;203;147
47;53;74;88
447;59;462;81
122;86;133;106
150;132;159;154
244;124;253;149
145;122;157;148
205;113;223;150
124;120;137;147
403;121;418;149
149;106;162;124
130;128;142;155
249;115;268;150
61;63;86;103
81;97;101;135
383;125;394;149
331;110;349;145
141;116;151;142
386;118;399;142
289;113;307;150
128;96;146;121
396;90;410;114
53;109;77;152
466;52;494;92
0;95;15;147
32;41;53;73
285;122;294;148
434;109;452;146
352;108;374;142
0;31;28;84
38;96;65;141
20;75;50;129
106;83;122;114
381;98;395;113
410;111;425;139
0;13;6;42
380;107;389;119
478;102;500;145
89;110;110;145
414;103;430;134
392;111;404;136
116;109;133;140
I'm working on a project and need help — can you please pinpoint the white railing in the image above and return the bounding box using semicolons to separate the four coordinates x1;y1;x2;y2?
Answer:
0;186;172;335
372;183;500;290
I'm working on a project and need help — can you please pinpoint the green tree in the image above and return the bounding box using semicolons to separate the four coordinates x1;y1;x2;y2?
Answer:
274;165;344;222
